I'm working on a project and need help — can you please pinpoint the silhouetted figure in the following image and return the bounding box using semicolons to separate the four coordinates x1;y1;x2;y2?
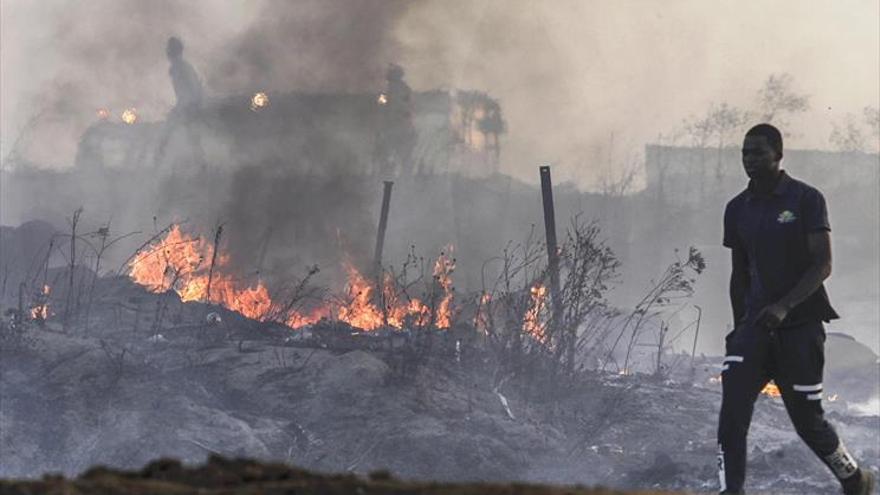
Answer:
155;36;205;170
716;124;874;495
374;64;416;176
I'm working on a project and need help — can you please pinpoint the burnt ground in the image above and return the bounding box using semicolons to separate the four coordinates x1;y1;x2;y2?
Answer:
0;456;681;495
0;277;878;495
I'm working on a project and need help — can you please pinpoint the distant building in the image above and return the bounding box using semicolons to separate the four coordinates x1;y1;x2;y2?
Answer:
644;144;879;208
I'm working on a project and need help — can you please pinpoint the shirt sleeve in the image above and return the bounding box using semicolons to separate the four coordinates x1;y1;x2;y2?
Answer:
723;201;738;249
802;188;831;233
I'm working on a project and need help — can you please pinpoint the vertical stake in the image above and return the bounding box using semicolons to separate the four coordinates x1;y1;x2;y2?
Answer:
373;181;394;324
539;166;563;346
17;282;25;328
373;181;394;275
690;305;703;369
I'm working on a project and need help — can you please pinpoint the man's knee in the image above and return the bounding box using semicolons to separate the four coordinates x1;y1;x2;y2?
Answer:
787;402;838;450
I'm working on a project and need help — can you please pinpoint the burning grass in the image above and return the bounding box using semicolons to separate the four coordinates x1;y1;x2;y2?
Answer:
126;224;456;332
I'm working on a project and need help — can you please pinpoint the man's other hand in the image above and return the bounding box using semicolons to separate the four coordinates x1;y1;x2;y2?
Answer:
756;302;789;330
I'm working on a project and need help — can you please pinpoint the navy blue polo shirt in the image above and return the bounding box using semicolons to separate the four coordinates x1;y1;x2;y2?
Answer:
723;171;839;326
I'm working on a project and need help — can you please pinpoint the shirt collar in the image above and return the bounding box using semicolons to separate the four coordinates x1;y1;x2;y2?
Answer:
747;170;790;198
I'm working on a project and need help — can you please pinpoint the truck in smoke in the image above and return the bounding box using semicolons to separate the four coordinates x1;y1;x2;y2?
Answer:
74;88;505;178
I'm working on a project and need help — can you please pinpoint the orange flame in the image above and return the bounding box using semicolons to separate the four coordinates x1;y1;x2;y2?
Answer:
761;382;782;398
250;92;269;111
30;285;51;320
432;246;455;329
336;258;449;331
127;225;456;332
474;292;492;334
121;108;138;124
337;261;386;330
523;283;548;342
128;225;273;321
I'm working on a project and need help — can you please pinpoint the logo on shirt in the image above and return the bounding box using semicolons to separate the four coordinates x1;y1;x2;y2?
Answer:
777;210;797;224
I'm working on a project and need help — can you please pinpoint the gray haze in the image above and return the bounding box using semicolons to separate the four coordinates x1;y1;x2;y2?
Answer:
0;4;878;487
1;1;878;357
3;0;878;184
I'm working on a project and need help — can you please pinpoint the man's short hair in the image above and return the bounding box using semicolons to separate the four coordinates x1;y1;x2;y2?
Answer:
745;123;783;160
167;37;184;57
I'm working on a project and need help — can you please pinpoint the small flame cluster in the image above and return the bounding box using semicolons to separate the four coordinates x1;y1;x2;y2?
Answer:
335;249;455;331
121;108;138;125
95;107;137;124
127;225;456;332
708;378;784;398
337;264;429;331
473;292;492;334
432;248;455;329
761;382;782;398
128;225;277;322
523;283;549;342
709;377;840;403
30;285;51;320
251;92;269;111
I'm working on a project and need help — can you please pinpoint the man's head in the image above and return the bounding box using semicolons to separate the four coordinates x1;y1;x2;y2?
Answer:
166;37;184;60
742;123;783;180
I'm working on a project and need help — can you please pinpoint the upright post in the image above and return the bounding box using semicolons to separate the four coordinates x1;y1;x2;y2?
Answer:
690;305;703;368
17;283;25;328
204;224;224;305
539;166;564;356
373;181;394;275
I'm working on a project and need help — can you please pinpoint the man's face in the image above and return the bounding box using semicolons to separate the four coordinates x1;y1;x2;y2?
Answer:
741;135;779;180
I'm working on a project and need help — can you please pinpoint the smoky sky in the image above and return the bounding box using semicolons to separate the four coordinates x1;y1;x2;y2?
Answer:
1;0;416;170
3;0;878;187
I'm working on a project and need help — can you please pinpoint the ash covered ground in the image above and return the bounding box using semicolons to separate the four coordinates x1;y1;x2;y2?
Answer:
1;129;878;495
0;270;877;494
2;3;879;491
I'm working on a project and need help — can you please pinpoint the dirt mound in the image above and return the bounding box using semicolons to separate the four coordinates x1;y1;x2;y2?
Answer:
0;455;680;495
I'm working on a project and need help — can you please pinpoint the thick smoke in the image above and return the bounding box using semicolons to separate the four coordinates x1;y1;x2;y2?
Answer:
1;1;878;355
207;0;413;94
3;1;878;183
1;0;422;283
1;0;416;170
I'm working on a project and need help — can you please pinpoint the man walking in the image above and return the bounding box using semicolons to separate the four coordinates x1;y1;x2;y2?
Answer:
717;123;875;494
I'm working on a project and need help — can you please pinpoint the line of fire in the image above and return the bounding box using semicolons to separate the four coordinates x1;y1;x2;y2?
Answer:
1;28;878;495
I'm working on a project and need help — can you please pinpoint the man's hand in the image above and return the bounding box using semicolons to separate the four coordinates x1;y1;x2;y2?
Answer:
756;302;790;330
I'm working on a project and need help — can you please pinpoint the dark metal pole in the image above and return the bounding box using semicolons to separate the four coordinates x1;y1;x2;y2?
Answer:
204;224;224;304
17;282;25;328
690;305;703;368
539;166;564;349
373;181;394;274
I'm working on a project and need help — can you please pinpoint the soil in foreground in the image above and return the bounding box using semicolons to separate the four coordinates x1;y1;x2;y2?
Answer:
0;456;681;495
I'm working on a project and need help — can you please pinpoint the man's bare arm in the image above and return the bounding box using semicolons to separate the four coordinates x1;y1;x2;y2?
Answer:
730;247;750;325
757;231;832;328
779;230;832;308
